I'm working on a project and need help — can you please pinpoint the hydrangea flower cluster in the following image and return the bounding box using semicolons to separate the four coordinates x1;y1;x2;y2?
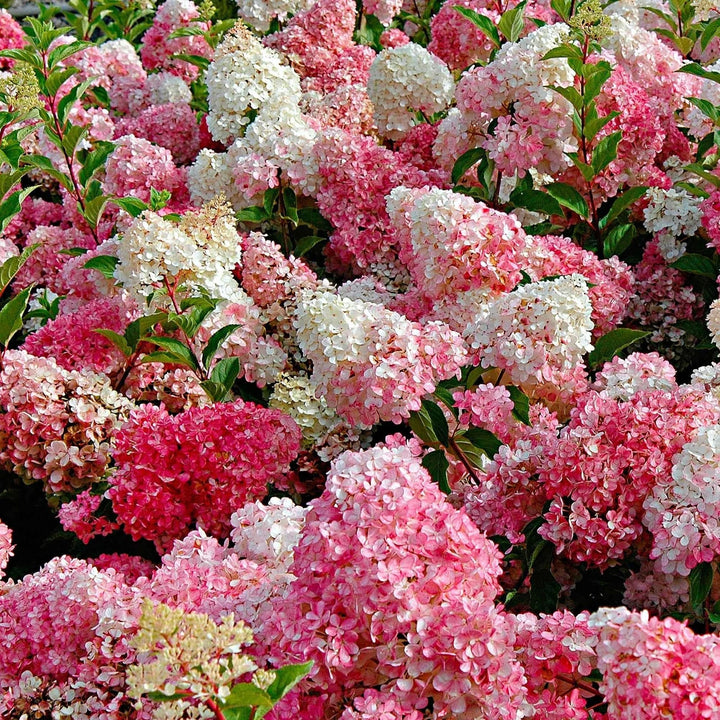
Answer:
294;287;467;426
108;400;301;550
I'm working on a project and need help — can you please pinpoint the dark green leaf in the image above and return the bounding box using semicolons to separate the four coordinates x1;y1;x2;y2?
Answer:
422;449;451;494
48;40;90;69
421;399;449;446
509;186;564;216
462;426;502;458
282;186;298;224
84;255;119;279
202;324;240;368
529;568;561;613
542;43;582;60
0;185;38;233
294;235;325;257
687;96;720;123
451;147;486;185
497;0;526;42
584;110;619;141
0;285;32;346
507;386;531;425
670;253;718;278
172;53;211;70
78;142;115;187
112;196;148;217
544;182;589;219
701;16;720;51
433;386;459;419
548;84;583;111
603;223;636;258
265;661;313;703
454;6;500;46
201;356;240;402
297;207;333;232
689;562;714;607
408;404;439;445
263;187;279;215
599;185;647;230
141;350;197;369
125;312;166;350
591;131;622;174
44;67;77;99
679;62;720;84
587;328;650;368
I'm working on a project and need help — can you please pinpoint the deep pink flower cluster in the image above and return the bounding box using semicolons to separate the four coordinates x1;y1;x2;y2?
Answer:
0;8;25;69
108;400;301;550
0;521;13;578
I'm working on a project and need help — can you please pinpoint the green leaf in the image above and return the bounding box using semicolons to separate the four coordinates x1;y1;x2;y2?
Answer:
265;660;313;703
421;399;449;446
263;187;279;215
603;223;636;258
44;67;77;99
670;253;718;278
548;84;583;111
679;62;720;84
583;63;612;105
584;110;619;142
125;312;166;350
82;193;109;231
0;243;39;296
172;53;211;70
687;96;720;123
433;386;460;419
78;142;116;187
451;147;486;185
236;205;270;223
422;449;451;494
294;235;325;258
144;336;198;369
591;131;622;174
701;16;720;51
454;6;501;46
112;196;148;217
0;285;32;346
587;328;650;368
222;682;273;710
61;123;88;159
297;207;333;232
462;426;502;458
141;350;197;369
599;185;647;230
282;186;298;225
94;328;132;357
529;568;561;613
48;40;90;69
689;562;714;608
509;185;564;216
57;77;96;127
201;356;240;402
542;43;582;60
0;185;38;233
507;386;531;425
202;324;240;368
544;182;589;219
409;404;439;445
84;255;119;279
497;0;526;42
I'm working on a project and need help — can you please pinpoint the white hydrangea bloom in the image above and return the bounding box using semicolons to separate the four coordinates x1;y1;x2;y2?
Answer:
368;43;454;140
188;148;246;208
269;372;340;447
230;497;308;571
467;274;594;385
708;298;720;350
643;187;702;260
235;0;316;32
206;24;302;145
644;424;720;576
145;71;192;106
115;201;243;301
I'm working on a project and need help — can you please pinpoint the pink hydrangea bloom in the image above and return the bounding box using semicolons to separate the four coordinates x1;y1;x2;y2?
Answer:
0;521;13;578
108;400;301;550
139;0;212;81
363;0;402;25
379;28;410;48
295;288;468;427
262;442;527;718
265;0;357;77
0;9;25;69
21;295;139;379
0;350;134;494
701;188;720;252
58;489;119;543
103;134;189;206
114;102;200;166
591;607;720;718
88;553;156;584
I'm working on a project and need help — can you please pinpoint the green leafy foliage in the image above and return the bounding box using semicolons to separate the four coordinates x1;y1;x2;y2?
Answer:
0;285;32;347
421;449;451;494
587;328;650;368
